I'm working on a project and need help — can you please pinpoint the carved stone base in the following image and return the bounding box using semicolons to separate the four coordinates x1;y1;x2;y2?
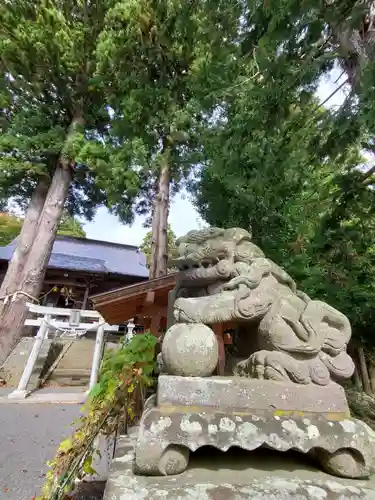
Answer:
157;375;350;414
134;393;375;479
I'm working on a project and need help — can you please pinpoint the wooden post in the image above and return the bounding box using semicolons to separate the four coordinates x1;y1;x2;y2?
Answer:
369;363;375;393
167;289;177;329
82;285;90;310
212;323;225;376
358;347;372;395
88;324;105;392
151;314;161;337
353;365;362;390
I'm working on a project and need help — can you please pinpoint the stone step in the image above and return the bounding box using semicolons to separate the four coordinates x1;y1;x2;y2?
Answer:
47;367;91;387
52;368;92;377
47;377;90;387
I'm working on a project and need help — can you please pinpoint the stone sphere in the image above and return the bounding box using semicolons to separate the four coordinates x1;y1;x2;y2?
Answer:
162;323;219;377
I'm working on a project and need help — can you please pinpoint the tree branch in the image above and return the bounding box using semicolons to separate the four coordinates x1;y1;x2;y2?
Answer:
362;163;375;183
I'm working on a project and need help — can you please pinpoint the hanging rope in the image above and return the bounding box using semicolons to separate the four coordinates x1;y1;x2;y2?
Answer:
0;290;39;304
41;317;106;340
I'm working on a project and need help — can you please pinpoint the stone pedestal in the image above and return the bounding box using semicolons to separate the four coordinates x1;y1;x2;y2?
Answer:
134;376;375;479
157;375;350;414
105;432;375;500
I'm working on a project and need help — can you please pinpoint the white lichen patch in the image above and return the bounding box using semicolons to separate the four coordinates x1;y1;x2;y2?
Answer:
235;416;243;422
347;486;361;494
325;480;350;493
303;418;311;426
267;433;287;450
181;484;215;500
307;425;320;439
115;452;134;464
180;419;202;434
305;485;327;499
219;417;236;432
268;478;298;493
208;424;218;434
274;415;280;421
149;417;172;435
153;491;169;498
339;420;357;433
236;422;258;441
281;419;305;438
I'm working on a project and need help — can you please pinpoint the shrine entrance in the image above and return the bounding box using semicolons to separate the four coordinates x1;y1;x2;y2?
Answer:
91;274;176;337
91;274;237;376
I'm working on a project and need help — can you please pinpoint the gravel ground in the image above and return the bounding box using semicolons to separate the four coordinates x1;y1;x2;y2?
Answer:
0;404;104;500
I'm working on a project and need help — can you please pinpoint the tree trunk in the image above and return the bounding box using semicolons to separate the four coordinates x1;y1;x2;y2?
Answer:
334;7;375;89
358;347;372;395
0;164;72;364
0;177;50;302
369;362;375;393
0;114;83;364
155;151;170;278
149;192;161;280
352;364;362;390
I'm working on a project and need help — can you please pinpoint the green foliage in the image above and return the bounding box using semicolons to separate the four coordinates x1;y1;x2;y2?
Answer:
0;213;22;246
0;0;139;222
293;172;375;345
0;211;86;246
38;333;156;500
192;0;375;349
347;388;375;430
195;82;375;342
57;214;86;239
140;224;177;269
94;0;244;217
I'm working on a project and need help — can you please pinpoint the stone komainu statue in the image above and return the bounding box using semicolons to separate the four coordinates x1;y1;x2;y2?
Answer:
168;226;354;386
135;227;375;482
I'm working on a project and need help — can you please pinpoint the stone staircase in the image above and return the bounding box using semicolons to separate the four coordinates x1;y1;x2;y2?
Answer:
1;336;121;390
44;339;93;386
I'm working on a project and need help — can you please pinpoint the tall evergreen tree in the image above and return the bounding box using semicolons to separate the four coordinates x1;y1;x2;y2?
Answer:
95;0;243;278
0;0;138;362
193;0;375;354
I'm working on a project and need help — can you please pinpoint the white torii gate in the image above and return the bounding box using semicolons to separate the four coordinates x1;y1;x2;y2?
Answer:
8;302;119;400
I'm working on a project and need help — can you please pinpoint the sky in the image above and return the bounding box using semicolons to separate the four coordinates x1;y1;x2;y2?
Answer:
84;191;205;246
84;66;351;247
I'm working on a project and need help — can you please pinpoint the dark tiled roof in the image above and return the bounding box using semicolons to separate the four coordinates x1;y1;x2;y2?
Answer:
0;235;149;278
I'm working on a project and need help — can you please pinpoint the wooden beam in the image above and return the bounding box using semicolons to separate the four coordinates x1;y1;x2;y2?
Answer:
91;273;177;306
212;323;225;376
136;303;168;317
24;318;119;332
43;279;88;288
144;291;155;305
26;302;101;318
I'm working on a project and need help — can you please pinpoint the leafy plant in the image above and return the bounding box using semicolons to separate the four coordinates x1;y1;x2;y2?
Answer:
37;333;156;500
0;212;23;246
